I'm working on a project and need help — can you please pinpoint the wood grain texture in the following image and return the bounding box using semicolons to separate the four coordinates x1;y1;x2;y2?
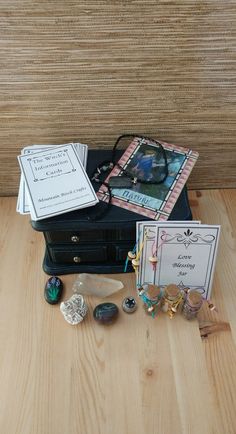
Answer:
0;1;236;195
1;190;236;433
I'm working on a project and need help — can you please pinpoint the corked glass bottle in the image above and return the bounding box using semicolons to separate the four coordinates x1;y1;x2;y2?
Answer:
182;290;203;320
161;284;183;318
139;284;162;317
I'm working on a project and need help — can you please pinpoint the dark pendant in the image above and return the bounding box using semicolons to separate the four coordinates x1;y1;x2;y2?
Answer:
108;176;133;188
122;296;137;314
93;302;119;325
44;276;63;305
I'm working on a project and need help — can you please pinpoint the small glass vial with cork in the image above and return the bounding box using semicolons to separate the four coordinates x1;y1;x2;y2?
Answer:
162;284;183;318
182;290;203;320
138;284;163;317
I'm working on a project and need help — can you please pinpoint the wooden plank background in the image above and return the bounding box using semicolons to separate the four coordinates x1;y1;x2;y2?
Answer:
0;1;236;195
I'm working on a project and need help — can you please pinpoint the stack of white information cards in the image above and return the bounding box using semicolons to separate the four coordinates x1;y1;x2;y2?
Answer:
17;143;98;221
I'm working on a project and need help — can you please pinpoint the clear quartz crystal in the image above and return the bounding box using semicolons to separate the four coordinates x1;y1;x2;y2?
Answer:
72;273;124;298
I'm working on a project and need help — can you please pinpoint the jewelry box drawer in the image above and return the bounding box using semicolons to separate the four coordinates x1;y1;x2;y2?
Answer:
44;230;105;244
115;244;133;261
48;245;107;264
116;228;136;241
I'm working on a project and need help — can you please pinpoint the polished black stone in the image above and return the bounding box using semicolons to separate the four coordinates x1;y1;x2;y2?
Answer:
93;302;119;325
44;276;63;305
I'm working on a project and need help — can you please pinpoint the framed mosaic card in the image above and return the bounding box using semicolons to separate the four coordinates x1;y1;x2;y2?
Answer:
97;136;199;220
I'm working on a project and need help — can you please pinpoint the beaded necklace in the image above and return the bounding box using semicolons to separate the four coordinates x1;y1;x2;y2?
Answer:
90;134;169;220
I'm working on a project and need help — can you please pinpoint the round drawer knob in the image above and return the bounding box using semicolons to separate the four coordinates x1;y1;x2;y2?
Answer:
71;235;80;243
73;256;81;263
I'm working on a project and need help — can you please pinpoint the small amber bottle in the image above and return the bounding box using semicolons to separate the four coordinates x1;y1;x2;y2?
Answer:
162;284;183;318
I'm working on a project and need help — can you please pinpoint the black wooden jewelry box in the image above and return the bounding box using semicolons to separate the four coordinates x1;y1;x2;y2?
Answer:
31;149;193;275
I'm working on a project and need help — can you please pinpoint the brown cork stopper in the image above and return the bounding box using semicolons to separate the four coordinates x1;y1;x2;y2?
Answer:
146;284;161;300
188;290;202;306
165;284;179;298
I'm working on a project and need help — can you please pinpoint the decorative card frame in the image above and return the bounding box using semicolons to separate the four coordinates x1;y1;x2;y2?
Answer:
137;222;220;299
97;137;199;220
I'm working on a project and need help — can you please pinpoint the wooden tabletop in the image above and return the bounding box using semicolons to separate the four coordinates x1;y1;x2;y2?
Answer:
0;190;236;434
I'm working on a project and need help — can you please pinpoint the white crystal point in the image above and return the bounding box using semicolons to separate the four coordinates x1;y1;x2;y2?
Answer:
72;273;124;298
60;294;88;325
